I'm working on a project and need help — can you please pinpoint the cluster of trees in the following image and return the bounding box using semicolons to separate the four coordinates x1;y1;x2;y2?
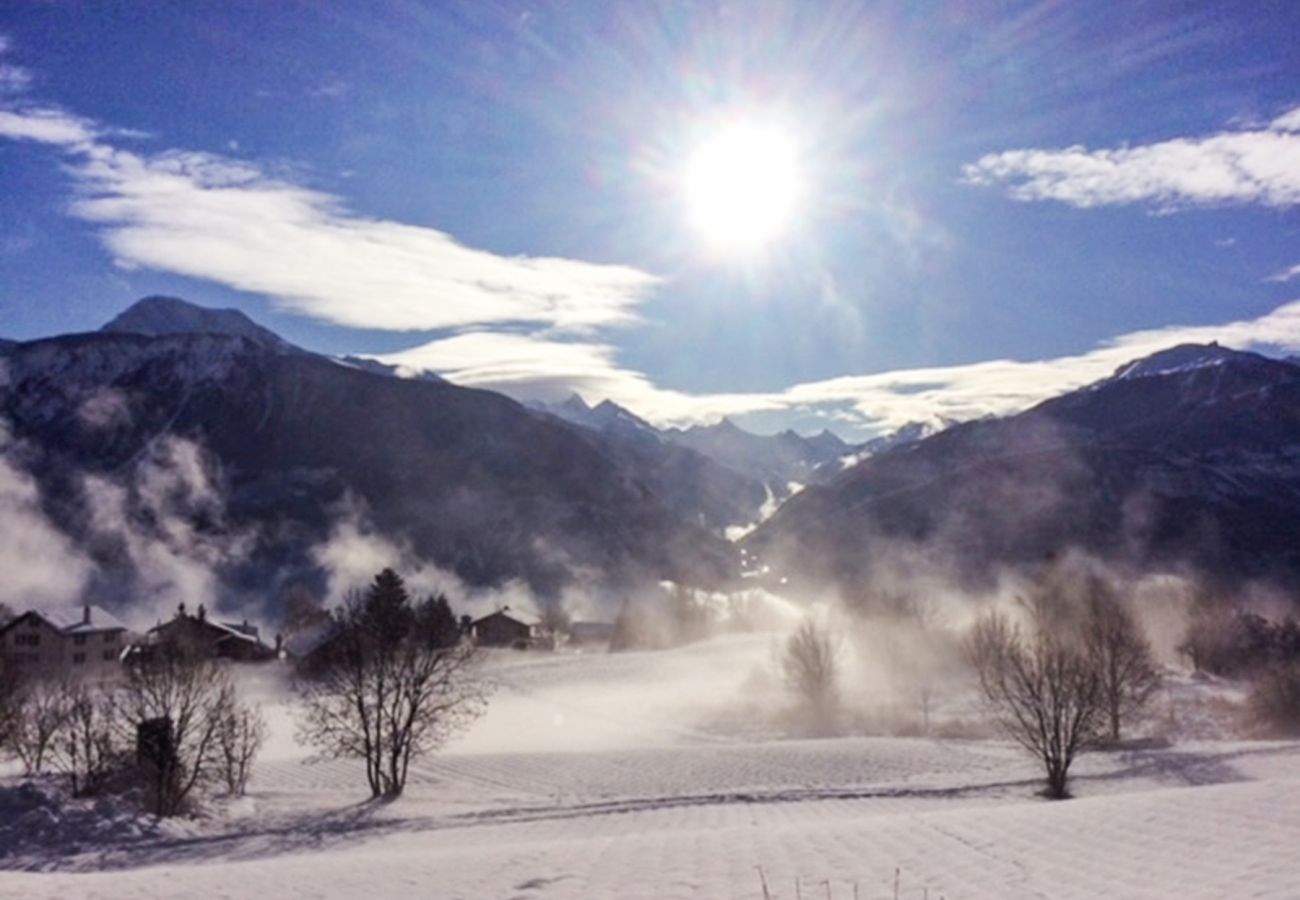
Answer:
1;568;490;813
1179;605;1300;738
1181;608;1300;677
0;650;266;815
966;575;1159;799
778;570;1161;800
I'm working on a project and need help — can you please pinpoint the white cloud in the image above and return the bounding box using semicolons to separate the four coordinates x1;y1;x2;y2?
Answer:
8;86;1300;441
1270;107;1300;134
1266;263;1300;284
963;105;1300;209
0;64;31;94
0;106;96;146
0;106;659;333
379;296;1300;440
0;34;31;95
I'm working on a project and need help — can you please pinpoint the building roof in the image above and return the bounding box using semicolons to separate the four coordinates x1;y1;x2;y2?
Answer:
472;609;537;628
148;614;264;646
0;605;129;637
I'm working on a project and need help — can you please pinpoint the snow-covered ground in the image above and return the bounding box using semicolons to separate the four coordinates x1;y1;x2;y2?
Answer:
3;635;1299;899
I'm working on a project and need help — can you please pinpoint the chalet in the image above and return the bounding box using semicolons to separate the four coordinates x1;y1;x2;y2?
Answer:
131;606;276;663
0;605;130;681
471;609;537;649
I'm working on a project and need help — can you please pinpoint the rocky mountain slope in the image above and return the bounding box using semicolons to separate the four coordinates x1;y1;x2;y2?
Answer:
744;344;1300;595
1;299;739;609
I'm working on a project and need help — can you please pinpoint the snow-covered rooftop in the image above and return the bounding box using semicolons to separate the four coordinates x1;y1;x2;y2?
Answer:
11;605;129;635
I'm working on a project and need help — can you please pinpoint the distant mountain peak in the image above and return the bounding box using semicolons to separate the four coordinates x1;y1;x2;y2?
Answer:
1107;342;1256;382
101;296;301;353
696;417;742;434
560;392;592;413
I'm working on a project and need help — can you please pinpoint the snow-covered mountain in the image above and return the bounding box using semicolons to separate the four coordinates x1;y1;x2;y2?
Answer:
101;295;303;353
745;344;1300;596
534;394;857;494
531;394;770;529
661;418;849;498
2;298;740;610
533;394;661;444
807;418;952;483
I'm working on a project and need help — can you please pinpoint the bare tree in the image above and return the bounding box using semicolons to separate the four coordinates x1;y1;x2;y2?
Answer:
51;680;121;797
11;678;71;775
215;702;267;797
296;569;489;798
967;599;1103;799
1081;579;1160;742
117;649;236;816
781;617;841;735
0;664;20;754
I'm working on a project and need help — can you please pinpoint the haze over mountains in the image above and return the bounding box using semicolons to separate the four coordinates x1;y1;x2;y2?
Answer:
3;296;1300;623
0;297;879;618
745;343;1300;597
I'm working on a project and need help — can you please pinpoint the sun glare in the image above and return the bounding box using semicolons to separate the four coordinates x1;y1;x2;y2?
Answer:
683;120;803;255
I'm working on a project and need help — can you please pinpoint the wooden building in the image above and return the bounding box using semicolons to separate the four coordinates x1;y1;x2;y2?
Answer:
131;606;276;663
0;605;129;681
471;609;537;649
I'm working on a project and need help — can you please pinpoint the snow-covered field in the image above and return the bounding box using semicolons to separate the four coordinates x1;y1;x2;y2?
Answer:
3;635;1300;899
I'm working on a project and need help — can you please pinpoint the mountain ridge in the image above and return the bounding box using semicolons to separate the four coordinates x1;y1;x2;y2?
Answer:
744;343;1300;597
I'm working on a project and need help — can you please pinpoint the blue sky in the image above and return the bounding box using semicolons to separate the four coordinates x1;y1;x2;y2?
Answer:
2;1;1299;438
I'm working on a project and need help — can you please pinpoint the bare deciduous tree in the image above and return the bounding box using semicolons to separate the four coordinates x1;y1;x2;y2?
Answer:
781;617;841;735
51;680;121;797
117;650;236;816
0;664;20;754
216;702;267;797
11;678;71;775
296;569;489;799
1081;579;1160;742
967;598;1103;799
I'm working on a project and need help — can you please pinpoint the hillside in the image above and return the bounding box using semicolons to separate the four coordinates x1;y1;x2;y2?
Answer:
1;300;740;610
745;344;1300;594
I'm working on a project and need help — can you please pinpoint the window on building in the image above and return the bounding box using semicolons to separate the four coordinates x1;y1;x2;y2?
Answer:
104;632;117;643
74;634;87;646
102;650;117;662
15;633;39;647
72;652;86;664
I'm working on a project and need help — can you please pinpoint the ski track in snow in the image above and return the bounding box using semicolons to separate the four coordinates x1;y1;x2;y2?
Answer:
2;637;1300;899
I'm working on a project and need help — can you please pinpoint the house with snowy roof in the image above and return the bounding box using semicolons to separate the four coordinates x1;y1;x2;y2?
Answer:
129;604;277;664
471;608;539;649
0;605;131;681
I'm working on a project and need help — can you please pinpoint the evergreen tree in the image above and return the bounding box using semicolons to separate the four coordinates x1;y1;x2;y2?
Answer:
415;594;460;648
362;568;413;649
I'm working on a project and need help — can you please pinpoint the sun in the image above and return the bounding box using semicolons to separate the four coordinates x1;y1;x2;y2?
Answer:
682;120;804;255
